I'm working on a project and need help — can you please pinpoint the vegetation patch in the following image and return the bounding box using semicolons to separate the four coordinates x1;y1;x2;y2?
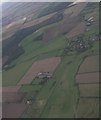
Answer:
76;98;99;118
78;55;99;73
79;84;99;98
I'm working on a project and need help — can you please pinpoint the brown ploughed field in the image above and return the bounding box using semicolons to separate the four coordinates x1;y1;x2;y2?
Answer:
66;22;86;38
76;72;99;84
3;92;26;103
2;102;27;118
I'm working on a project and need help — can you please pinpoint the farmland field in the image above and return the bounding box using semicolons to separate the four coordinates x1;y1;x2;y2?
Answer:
1;86;21;92
22;55;82;118
22;12;56;29
3;102;27;118
76;72;99;84
2;2;99;118
3;92;26;103
79;84;99;97
17;57;61;85
3;35;65;86
78;55;99;73
76;98;99;118
66;22;86;39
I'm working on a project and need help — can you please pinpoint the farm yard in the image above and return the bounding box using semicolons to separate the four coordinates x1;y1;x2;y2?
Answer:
17;57;61;85
2;2;99;118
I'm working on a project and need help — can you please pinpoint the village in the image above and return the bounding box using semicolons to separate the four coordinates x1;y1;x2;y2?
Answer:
64;16;98;55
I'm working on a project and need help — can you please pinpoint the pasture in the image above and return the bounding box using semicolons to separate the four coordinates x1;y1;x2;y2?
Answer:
76;98;99;118
20;84;42;93
78;55;99;73
79;84;99;98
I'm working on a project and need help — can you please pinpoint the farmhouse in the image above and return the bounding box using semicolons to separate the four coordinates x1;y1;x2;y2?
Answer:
37;72;52;79
87;17;94;22
86;22;91;26
26;100;32;105
85;16;94;26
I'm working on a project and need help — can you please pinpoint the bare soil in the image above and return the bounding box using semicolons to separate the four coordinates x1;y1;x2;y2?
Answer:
43;15;81;42
76;72;100;84
3;92;26;103
66;22;86;38
2;102;27;118
1;86;21;93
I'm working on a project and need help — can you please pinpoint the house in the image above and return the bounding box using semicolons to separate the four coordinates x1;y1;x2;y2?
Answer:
86;22;91;26
85;16;94;26
37;72;52;79
26;100;32;105
87;17;94;22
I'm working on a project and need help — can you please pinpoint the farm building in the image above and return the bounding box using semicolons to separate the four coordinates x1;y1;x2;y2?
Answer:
87;17;94;22
37;72;52;79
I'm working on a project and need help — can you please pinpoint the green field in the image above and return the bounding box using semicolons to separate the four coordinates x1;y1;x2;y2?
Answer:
20;31;99;117
20;40;99;118
3;32;66;86
79;84;99;98
76;98;99;118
